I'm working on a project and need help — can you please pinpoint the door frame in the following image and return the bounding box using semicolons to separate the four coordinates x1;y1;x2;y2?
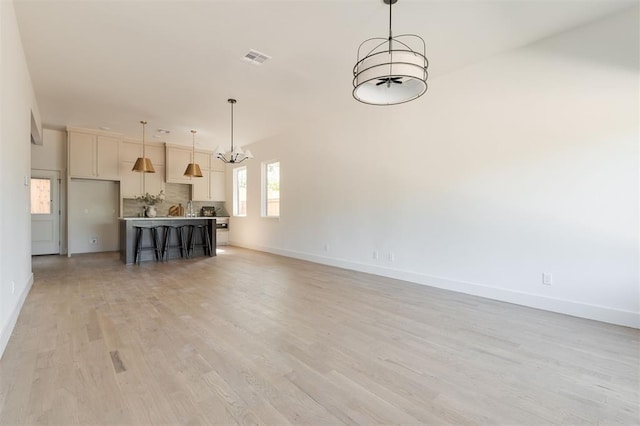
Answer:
31;169;61;255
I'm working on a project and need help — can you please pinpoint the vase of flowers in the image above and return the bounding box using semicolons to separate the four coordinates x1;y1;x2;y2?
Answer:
135;190;165;217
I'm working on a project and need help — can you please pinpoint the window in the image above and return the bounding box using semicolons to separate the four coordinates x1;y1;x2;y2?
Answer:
263;161;280;217
30;178;51;214
233;166;247;216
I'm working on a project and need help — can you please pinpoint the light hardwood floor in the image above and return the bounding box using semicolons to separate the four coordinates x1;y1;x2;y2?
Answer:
0;247;638;425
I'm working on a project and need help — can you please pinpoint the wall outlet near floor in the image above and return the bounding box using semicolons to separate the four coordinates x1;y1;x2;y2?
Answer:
372;250;379;260
542;273;553;285
388;252;395;262
324;243;329;252
11;281;15;295
90;237;98;245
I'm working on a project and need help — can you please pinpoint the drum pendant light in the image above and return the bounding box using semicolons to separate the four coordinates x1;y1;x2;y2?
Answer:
184;130;203;177
353;0;429;105
132;120;156;173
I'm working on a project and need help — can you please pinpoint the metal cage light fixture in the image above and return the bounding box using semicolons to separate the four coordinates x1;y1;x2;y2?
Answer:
184;130;203;177
132;120;156;173
215;99;253;164
353;0;429;105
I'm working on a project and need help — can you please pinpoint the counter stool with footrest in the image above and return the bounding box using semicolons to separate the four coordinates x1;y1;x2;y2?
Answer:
187;223;212;258
160;224;187;261
133;225;161;264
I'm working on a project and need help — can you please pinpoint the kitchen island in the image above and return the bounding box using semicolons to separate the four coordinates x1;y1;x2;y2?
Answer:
119;217;216;264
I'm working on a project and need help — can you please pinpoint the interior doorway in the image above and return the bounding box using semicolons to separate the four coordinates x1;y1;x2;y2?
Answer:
31;170;60;255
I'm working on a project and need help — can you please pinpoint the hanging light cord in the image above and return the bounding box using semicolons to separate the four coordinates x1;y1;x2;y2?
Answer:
140;120;147;158
191;130;196;159
387;1;393;83
230;100;235;160
388;0;392;45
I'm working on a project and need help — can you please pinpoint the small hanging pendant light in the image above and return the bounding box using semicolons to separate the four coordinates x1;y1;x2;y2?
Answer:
132;120;156;173
184;130;203;177
215;98;253;164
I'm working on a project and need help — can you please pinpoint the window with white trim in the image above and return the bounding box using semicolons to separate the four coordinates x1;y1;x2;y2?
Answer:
233;166;247;216
262;160;280;217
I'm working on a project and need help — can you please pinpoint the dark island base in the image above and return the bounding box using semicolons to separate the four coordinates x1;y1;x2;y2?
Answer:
119;218;216;264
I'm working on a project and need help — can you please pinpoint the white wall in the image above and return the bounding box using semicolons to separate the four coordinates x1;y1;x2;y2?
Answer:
0;0;41;357
68;179;119;254
31;128;67;253
229;7;639;328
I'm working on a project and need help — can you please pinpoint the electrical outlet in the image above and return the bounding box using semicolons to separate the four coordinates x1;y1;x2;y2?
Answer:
11;281;15;294
542;273;553;285
388;252;395;262
372;250;379;260
324;243;329;252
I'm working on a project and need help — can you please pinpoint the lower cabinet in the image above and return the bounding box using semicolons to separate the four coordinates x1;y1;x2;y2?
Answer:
216;217;229;246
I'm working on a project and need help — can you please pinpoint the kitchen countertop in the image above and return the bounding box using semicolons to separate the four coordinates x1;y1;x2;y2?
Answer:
119;216;228;220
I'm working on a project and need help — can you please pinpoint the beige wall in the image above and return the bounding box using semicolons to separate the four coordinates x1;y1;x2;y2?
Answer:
31;128;68;253
0;0;42;357
228;7;639;328
68;179;119;254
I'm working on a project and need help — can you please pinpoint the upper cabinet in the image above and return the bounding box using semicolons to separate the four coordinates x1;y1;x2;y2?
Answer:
191;150;211;201
68;129;120;180
191;150;226;202
165;145;193;184
96;136;120;179
119;139;165;197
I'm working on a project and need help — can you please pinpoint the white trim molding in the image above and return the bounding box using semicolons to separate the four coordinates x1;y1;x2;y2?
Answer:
230;241;639;329
0;273;34;359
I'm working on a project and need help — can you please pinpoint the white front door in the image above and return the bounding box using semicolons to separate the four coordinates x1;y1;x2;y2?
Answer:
31;170;60;255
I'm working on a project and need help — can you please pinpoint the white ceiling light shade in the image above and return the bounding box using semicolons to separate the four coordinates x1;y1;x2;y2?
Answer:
353;0;429;106
215;99;253;164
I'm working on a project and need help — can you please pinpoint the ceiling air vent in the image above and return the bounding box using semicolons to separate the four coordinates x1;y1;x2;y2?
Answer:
243;49;271;65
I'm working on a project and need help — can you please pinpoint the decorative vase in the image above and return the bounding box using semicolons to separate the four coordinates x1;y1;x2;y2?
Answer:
145;205;157;218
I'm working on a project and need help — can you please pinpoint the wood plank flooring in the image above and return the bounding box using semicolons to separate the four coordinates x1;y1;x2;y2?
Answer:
1;247;638;425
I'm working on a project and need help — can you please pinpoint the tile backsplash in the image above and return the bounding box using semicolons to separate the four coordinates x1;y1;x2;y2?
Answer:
123;183;229;217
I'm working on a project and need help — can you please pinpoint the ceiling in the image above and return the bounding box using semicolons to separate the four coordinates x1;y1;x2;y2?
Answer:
14;0;636;150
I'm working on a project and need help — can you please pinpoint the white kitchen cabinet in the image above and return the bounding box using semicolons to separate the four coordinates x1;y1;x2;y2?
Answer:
68;130;120;180
191;150;211;201
194;151;210;169
165;145;192;184
193;169;224;202
143;167;165;195
96;136;120;179
69;132;96;178
210;170;225;201
211;156;225;172
191;171;210;201
119;140;165;197
119;161;140;197
216;217;229;245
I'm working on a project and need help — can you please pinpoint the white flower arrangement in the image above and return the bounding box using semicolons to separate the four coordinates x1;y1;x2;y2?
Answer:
134;190;165;206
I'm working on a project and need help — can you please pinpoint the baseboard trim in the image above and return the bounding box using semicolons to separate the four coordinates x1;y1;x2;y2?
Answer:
230;241;639;329
0;273;34;359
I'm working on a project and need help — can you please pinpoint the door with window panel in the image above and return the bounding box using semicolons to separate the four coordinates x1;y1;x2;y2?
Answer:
31;170;60;255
